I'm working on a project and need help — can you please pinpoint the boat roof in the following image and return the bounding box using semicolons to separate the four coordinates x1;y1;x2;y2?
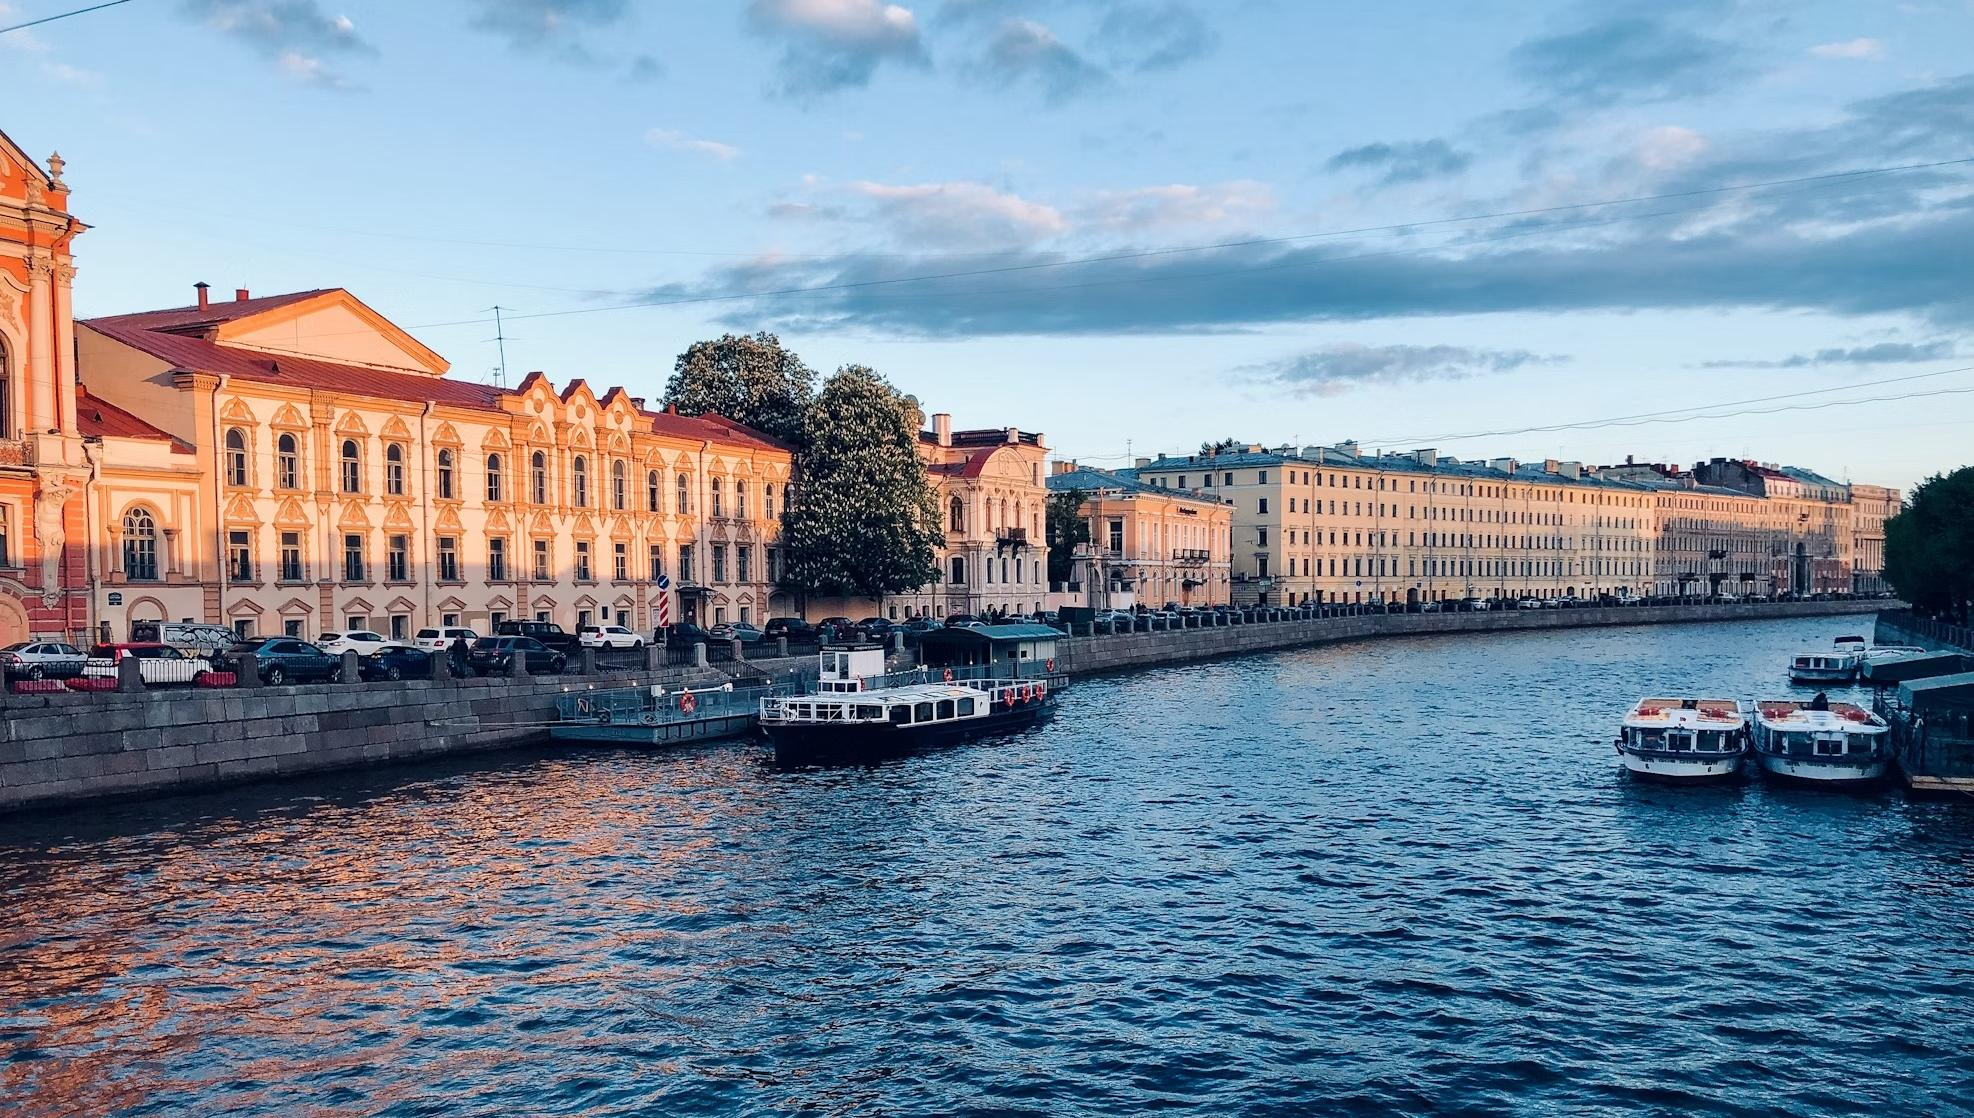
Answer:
923;624;1063;642
794;682;1030;704
1899;671;1974;710
1624;699;1742;728
1755;701;1885;730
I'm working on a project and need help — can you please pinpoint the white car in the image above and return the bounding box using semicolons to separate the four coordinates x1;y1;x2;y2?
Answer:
1466;598;1493;611
1518;598;1544;609
0;641;87;680
578;624;645;649
82;644;216;685
413;626;481;652
316;630;404;656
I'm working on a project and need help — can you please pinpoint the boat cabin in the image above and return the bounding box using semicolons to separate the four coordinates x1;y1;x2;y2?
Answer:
1755;701;1886;757
1621;699;1743;754
918;624;1062;676
817;644;890;693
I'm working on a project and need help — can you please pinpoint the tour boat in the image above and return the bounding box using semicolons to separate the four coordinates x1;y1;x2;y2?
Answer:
1750;699;1892;785
1788;636;1867;685
1614;698;1749;782
760;643;1060;760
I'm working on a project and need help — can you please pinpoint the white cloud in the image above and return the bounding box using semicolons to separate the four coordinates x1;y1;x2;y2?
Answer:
747;0;926;94
0;2;50;50
645;128;741;160
1075;181;1274;233
844;179;1066;247
1809;37;1886;60
42;61;102;85
755;0;918;44
1633;125;1707;171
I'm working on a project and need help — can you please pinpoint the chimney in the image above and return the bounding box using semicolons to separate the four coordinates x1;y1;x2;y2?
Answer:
1052;460;1076;476
1334;440;1360;457
194;281;210;310
1412;448;1435;466
932;413;952;447
1005;426;1019;444
1135;457;1151;469
629;396;646;411
234;287;250;302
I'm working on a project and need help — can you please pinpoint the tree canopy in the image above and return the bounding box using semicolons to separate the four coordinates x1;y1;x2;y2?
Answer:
1885;465;1974;623
1200;437;1241;456
1047;488;1089;585
662;331;814;444
778;365;942;600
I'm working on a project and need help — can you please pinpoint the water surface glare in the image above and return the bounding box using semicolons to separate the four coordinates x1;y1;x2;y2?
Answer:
4;616;1973;1116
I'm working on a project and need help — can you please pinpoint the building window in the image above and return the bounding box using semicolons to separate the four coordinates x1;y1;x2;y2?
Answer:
340;439;362;494
1258;497;1269;514
711;477;723;518
647;470;661;513
228;530;252;581
122;508;160;581
531;451;548;504
950;556;966;584
283;618;304;637
224;428;249;487
765;484;776;521
737;545;751;583
0;507;9;567
572;455;590;507
387;534;409;581
343;533;366;582
533;539;550;581
736;481;748;520
712;544;728;583
613;542;628;581
390;615;409;641
280;531;303;581
612;460;626;510
575;540;593;582
488;537;508;582
767;547;781;583
486;453;504;502
277;433;300;490
648;544;664;581
437;449;456;500
0;339;9;438
678;545;694;584
950;496;965;532
385;443;406;495
437;536;459;581
677;473;690;513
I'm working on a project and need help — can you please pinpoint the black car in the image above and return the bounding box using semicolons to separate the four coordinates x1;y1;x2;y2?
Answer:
762;617;817;641
857;617;895;640
466;636;567;675
493;620;581;654
660;622;714;649
214;637;342;685
360;645;433;682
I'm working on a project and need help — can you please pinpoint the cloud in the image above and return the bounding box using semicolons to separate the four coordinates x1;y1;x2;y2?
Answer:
1240;344;1566;397
842;179;1067;247
974;17;1107;103
179;0;374;87
1700;341;1958;368
1809;37;1886;60
1509;13;1749;110
466;0;628;47
0;2;50;50
1096;2;1217;72
645;128;741;161
41;61;102;85
1073;181;1273;233
1326;139;1473;185
748;0;927;96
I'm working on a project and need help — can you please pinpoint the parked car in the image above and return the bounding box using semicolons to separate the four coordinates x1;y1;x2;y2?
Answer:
466;636;566;676
493;620;581;654
214;638;342;685
316;630;404;657
944;614;984;628
0;641;87;680
578;624;645;649
1465;598;1493;612
661;622;714;649
709;621;765;644
900;617;940;634
361;645;432;682
83;643;216;686
1419;601;1443;613
413;626;480;652
129;620;239;652
857;617;895;640
1518;598;1544;610
1715;592;1741;604
763;617;816;641
1093;610;1133;626
815;616;857;641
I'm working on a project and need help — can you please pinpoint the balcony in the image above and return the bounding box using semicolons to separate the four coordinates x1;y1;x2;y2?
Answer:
995;527;1030;552
1172;548;1210;565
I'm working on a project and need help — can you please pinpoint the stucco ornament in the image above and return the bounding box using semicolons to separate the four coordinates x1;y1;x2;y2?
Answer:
35;479;79;604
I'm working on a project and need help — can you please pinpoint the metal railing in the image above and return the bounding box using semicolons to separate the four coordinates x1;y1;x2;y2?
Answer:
556;681;780;727
1881;610;1974;655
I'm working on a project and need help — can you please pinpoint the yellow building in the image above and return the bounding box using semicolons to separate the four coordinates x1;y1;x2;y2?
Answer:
891;412;1050;620
1687;458;1854;595
1848;483;1899;596
76;286;792;640
1046;462;1232;609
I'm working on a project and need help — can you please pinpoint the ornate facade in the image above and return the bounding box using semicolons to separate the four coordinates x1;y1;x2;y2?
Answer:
898;413;1050;619
1847;483;1899;596
1046;462;1232;609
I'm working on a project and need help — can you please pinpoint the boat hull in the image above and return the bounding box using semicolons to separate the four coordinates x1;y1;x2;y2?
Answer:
1755;751;1889;785
765;698;1055;760
550;713;757;747
1789;668;1856;684
1618;748;1747;782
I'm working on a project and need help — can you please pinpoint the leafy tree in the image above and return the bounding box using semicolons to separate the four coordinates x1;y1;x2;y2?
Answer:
663;331;814;444
1884;465;1974;623
1199;437;1240;456
1047;488;1089;584
779;365;942;599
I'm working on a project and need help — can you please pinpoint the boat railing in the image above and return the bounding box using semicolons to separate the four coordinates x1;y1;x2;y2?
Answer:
556;681;778;726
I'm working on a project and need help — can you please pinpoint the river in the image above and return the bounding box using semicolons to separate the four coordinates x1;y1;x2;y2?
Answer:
3;615;1971;1116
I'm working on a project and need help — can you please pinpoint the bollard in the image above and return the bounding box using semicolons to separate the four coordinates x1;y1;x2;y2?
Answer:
339;650;362;684
692;641;708;668
431;649;451;681
581;647;598;675
236;651;262;689
115;654;144;693
891;631;905;655
509;649;530;678
777;636;789;658
731;638;745;663
645;643;664;672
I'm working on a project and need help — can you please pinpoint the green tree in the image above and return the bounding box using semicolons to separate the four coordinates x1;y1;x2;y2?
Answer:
779;365;942;599
1199;437;1240;456
663;331;814;444
1884;465;1974;623
1047;488;1089;584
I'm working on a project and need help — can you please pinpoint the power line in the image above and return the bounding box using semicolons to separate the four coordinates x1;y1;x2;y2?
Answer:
0;0;137;36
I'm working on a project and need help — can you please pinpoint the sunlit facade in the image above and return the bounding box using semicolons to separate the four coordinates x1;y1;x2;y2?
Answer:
1046;462;1232;610
1847;483;1899;596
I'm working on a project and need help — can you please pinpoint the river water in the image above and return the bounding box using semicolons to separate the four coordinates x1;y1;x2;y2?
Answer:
3;616;1972;1117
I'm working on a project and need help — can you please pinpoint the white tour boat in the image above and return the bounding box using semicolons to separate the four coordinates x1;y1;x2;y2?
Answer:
1787;636;1867;685
1615;698;1749;782
760;641;1061;760
1750;698;1892;785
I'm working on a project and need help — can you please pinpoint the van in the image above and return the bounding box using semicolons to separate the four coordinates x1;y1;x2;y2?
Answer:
130;620;240;651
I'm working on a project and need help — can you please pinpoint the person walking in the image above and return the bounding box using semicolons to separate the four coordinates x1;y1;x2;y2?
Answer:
449;635;472;678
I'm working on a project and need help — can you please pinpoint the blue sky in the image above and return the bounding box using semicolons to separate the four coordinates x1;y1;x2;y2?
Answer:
4;0;1971;489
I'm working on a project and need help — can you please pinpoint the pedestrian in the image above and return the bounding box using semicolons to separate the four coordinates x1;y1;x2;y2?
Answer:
449;635;471;677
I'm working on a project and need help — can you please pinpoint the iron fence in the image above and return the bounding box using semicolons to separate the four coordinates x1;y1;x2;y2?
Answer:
556;681;782;727
592;646;650;673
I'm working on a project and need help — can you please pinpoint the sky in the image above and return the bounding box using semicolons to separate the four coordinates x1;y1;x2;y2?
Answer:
3;0;1971;491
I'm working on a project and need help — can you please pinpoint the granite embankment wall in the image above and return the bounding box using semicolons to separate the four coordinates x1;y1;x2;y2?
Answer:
1063;600;1887;676
1873;611;1974;656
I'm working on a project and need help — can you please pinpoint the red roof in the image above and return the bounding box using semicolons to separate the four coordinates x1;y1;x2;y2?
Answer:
925;448;997;479
76;386;194;453
88;289;333;335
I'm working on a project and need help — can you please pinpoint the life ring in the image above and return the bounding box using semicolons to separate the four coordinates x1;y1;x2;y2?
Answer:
1003;691;1017;709
1046;658;1056;672
1036;682;1047;699
1023;685;1035;703
679;692;698;715
943;668;955;683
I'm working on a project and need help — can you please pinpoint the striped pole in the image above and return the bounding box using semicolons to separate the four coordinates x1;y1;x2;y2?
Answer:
656;574;672;629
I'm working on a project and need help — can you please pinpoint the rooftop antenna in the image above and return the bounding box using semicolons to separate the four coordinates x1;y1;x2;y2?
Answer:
488;305;510;388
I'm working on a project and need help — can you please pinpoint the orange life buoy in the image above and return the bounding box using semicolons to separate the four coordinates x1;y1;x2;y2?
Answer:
1003;691;1016;709
679;692;698;714
943;668;955;683
1046;658;1056;672
1036;682;1047;699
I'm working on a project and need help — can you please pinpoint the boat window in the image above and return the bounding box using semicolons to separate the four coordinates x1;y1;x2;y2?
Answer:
936;700;955;720
958;698;975;716
914;702;934;722
1666;731;1692;752
857;706;881;720
1814;736;1843;757
890;705;910;725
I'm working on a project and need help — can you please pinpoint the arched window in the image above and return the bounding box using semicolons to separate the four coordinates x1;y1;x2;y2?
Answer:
437;448;456;500
340;439;361;493
611;460;627;511
676;473;690;514
276;432;300;490
486;453;504;502
736;480;748;519
949;556;966;584
572;455;589;507
385;443;405;496
224;428;249;487
531;451;548;504
0;337;10;439
949;496;964;532
122;508;160;581
764;484;775;521
647;470;660;513
710;477;723;518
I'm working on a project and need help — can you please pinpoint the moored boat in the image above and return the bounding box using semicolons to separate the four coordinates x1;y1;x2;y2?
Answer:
1788;636;1866;684
1750;697;1891;785
1615;698;1748;782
